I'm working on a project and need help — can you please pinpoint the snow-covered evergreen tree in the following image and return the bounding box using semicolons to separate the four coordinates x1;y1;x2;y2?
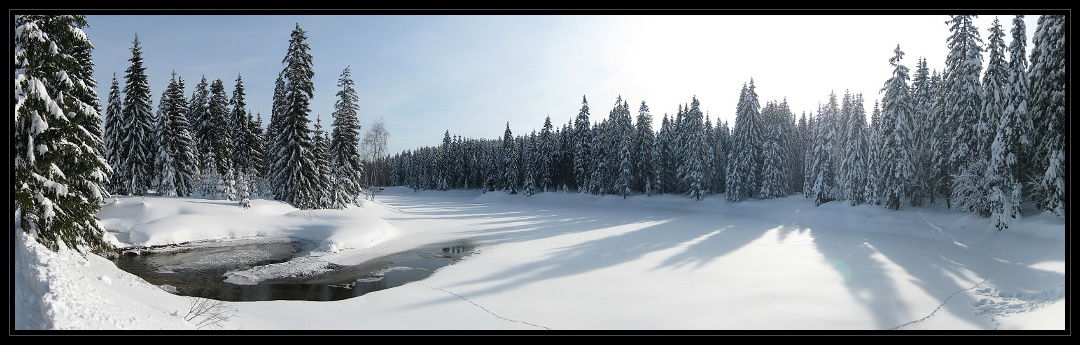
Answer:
865;101;884;205
1005;15;1034;204
155;73;198;197
103;74;125;194
313;117;333;208
237;170;251;209
633;101;654;195
908;58;933;206
984;16;1023;229
14;14;112;252
502;122;518;194
273;23;320;209
207;78;234;190
943;15;986;213
726;81;762;202
539;116;555;192
681;97;707;200
188;76;210;172
573;96;592;192
758;101;788;199
809;93;840;206
879;45;916;210
985;15;1032;229
839;93;869;205
119;34;156;196
1028;15;1066;216
230;74;253;178
522;131;538;197
329;66;365;207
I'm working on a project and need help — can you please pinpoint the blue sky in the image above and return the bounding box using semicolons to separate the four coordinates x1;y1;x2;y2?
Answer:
83;12;1040;155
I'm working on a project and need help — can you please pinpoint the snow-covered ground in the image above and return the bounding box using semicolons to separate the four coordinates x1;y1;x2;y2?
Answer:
14;186;1066;332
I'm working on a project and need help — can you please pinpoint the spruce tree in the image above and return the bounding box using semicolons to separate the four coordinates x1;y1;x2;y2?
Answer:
539;116;555;192
1028;15;1066;216
985;16;1023;229
14;15;112;253
879;45;916;210
156;73;198;197
573;95;591;192
313;117;333;208
632;101;654;194
809;93;840;206
329;66;365;207
230;74;252;177
681;97;707;200
188;76;210;172
523;131;538;196
909;57;934;206
944;15;985;213
727;81;762;202
119;34;155;195
274;23;320;209
840;93;869;206
103;74;124;194
502;122;518;194
758;101;787;199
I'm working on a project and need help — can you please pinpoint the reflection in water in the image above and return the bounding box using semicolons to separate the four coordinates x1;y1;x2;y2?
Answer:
111;240;475;302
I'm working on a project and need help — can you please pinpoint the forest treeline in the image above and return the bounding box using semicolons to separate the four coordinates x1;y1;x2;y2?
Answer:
384;15;1066;232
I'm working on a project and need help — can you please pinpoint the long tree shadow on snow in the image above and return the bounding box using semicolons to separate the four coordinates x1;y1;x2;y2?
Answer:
404;194;780;309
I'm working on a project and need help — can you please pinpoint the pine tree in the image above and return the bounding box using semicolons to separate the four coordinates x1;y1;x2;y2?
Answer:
1028;15;1066;216
840;93;869;205
727;81;762;202
103;74;125;194
985;16;1023;229
274;23;320;209
230;74;252;178
759;101;787;199
926;70;951;206
207;79;234;183
909;57;934;206
879;45;916;210
523;131;538;196
249;112;267;197
944;15;986;213
119;34;155;195
266;76;285;197
539;116;555;192
573;95;591;192
329;66;365;207
809;93;840;206
14;15;112;252
681;97;707;200
189;76;210;172
155;72;198;197
502;122;518;194
313;117;333;208
989;16;1028;231
1005;16;1034;204
864;102;881;204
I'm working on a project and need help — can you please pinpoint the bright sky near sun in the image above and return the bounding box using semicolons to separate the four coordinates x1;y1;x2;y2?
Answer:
83;12;1041;156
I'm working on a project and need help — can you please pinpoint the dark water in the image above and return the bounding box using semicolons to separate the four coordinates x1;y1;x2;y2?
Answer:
110;239;475;302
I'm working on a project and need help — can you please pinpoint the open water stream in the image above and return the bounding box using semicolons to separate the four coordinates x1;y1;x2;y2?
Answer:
110;238;475;302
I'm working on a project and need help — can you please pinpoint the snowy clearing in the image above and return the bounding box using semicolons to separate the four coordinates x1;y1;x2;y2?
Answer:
14;187;1066;333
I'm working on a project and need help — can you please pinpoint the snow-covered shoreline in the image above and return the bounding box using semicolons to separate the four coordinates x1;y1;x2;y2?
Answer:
13;187;1066;332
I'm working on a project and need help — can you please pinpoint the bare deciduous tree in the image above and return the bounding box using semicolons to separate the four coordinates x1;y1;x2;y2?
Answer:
361;117;389;200
184;297;237;329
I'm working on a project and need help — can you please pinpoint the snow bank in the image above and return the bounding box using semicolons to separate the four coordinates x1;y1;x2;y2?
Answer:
101;196;399;252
